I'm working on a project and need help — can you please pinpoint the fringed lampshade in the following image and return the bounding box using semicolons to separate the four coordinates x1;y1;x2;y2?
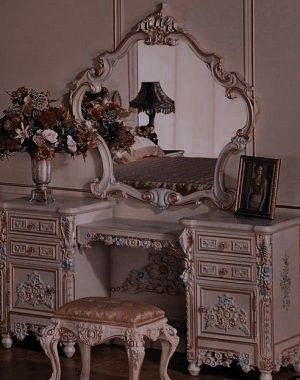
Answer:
129;82;175;144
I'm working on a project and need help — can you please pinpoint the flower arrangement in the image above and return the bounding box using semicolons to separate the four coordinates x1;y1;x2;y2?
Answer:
0;87;98;161
81;87;135;157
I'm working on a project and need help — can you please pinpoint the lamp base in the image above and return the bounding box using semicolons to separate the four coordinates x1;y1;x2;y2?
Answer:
136;125;158;145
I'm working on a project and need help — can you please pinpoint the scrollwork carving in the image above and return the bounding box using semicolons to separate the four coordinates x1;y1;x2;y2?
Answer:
82;231;177;251
13;321;29;341
256;233;274;371
179;227;194;353
77;322;103;346
276;345;300;370
112;250;185;295
124;328;145;370
280;253;291;312
60;215;76;303
13;321;46;340
0;210;7;325
136;3;182;46
197;350;252;373
70;3;256;210
40;319;61;357
16;272;55;309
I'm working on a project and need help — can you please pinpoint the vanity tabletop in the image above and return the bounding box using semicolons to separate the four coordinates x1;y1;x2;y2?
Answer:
0;195;114;215
180;209;300;233
77;217;182;243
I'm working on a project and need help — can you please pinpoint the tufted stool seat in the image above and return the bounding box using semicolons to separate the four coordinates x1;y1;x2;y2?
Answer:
40;297;179;380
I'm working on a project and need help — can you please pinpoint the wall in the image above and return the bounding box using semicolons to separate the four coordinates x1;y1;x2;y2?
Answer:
0;0;299;208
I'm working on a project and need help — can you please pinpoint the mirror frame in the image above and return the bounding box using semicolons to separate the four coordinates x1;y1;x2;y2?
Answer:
70;3;256;210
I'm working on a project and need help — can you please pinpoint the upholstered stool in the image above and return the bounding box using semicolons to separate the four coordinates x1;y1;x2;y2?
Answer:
40;297;179;380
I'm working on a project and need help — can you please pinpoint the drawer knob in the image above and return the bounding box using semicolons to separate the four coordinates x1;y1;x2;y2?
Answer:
218;241;227;250
27;223;36;230
219;267;229;276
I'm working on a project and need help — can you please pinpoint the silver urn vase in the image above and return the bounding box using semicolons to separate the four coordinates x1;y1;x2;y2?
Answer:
29;157;55;204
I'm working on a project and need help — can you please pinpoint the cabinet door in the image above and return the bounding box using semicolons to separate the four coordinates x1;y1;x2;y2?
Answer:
10;264;60;315
196;284;257;343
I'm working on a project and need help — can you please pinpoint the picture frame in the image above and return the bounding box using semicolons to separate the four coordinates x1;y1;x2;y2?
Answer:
234;155;281;220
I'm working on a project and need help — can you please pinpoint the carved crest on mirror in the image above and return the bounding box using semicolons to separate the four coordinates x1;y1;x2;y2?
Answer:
70;3;256;210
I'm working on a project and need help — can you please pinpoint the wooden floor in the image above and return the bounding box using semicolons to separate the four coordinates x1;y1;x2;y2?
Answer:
0;340;299;380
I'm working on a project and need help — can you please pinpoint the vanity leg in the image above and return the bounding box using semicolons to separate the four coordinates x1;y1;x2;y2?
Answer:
259;370;273;380
188;362;201;376
62;342;76;358
2;333;13;349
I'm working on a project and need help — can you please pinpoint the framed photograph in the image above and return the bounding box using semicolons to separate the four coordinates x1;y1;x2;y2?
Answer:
234;155;281;219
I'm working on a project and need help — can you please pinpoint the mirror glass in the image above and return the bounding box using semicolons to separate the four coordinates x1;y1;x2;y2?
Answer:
104;40;246;158
72;5;254;209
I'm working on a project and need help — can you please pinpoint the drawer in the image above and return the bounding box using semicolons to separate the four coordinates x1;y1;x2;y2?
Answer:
10;264;60;315
196;285;256;342
197;260;254;282
9;214;59;238
8;238;59;261
195;233;253;256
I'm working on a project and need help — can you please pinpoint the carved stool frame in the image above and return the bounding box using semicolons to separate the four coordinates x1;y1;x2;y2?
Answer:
40;317;179;380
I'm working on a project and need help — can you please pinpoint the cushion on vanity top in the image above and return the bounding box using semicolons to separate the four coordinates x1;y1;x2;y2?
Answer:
55;297;165;327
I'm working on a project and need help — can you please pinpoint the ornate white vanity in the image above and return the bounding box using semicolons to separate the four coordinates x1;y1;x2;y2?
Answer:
0;4;299;380
180;211;300;380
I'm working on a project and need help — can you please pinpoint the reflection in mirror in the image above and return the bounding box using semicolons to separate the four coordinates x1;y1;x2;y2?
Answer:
136;41;246;158
70;4;255;209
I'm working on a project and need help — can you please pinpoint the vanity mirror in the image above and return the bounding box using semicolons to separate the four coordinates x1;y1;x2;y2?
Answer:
70;3;255;209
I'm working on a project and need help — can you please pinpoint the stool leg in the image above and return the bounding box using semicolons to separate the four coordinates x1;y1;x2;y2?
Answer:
158;325;179;380
79;343;91;380
125;332;145;380
40;320;61;380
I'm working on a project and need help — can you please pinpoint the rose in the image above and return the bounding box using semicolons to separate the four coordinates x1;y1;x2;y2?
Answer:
42;129;58;144
67;135;77;153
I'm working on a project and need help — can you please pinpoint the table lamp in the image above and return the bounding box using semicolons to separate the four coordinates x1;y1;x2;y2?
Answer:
129;82;175;144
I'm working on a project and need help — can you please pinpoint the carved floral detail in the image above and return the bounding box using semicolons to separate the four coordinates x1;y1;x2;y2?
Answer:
60;216;76;271
0;210;7;258
280;253;291;312
60;215;76;303
203;294;250;336
125;328;145;370
59;327;76;343
13;321;29;341
136;3;182;46
16;272;55;309
276;345;300;369
198;350;251;373
179;227;194;353
13;321;46;341
0;210;7;324
256;233;273;371
83;232;177;251
112;250;185;295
